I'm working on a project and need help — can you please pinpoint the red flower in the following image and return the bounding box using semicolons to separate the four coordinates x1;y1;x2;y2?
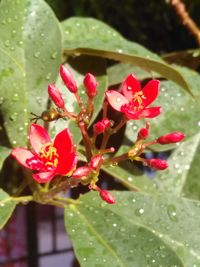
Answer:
83;73;98;98
11;124;77;183
106;74;161;120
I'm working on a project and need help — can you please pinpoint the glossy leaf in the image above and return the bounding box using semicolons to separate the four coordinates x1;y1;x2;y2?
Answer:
0;189;16;229
154;133;200;200
0;146;11;170
62;17;191;93
0;0;62;147
102;162;157;192
124;66;200;152
65;191;200;267
50;57;107;144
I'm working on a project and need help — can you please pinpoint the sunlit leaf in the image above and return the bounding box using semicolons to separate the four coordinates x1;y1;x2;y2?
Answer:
0;189;16;229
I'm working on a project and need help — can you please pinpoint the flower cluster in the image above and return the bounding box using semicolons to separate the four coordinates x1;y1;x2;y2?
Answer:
11;66;185;204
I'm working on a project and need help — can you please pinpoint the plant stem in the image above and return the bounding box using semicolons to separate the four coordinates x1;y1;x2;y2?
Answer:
104;153;128;165
79;122;92;160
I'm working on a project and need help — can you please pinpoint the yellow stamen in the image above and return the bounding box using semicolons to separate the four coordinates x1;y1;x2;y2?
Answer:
133;91;146;110
40;143;59;167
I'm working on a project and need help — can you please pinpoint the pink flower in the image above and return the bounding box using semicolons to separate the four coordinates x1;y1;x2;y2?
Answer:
106;74;161;120
11;124;77;183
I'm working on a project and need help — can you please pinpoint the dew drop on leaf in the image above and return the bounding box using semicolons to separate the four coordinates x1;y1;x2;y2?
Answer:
167;204;178;222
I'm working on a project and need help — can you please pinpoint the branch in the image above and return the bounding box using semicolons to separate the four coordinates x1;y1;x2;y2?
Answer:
169;0;200;46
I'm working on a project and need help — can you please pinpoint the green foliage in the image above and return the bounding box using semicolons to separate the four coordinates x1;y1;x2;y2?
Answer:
0;0;62;147
65;191;200;267
1;1;200;266
0;189;16;229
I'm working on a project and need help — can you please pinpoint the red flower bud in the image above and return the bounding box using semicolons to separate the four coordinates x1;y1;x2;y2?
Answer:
102;118;111;128
99;190;115;204
138;128;149;140
93;118;111;135
157;132;185;144
72;166;92;179
146;159;168;170
48;84;65;109
89;155;103;169
83;73;98;98
60;65;77;93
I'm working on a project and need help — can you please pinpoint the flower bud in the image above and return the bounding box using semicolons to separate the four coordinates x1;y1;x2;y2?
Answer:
89;155;103;169
138;128;149;140
157;132;185;144
93;118;110;135
72;166;92;179
83;73;98;98
146;159;168;170
99;190;115;204
48;84;65;109
60;65;77;93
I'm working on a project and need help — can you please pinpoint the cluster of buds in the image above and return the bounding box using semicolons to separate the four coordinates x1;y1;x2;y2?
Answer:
11;67;185;204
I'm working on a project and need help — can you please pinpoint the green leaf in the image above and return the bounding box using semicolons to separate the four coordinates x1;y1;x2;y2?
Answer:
124;66;200;152
0;189;16;229
154;133;200;200
50;57;107;144
0;146;11;170
0;0;62;147
62;17;191;94
107;63;158;86
65;191;200;267
102;162;157;192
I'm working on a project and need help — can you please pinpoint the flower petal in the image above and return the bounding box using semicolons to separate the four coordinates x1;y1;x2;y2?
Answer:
11;148;43;170
56;152;77;175
142;80;160;107
121;74;141;100
53;128;73;154
106;90;129;111
30;124;51;154
32;171;56;183
138;106;162;119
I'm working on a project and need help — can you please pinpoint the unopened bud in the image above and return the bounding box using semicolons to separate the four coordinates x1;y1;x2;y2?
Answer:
146;159;168;170
99;190;115;204
60;65;77;93
83;73;98;98
48;84;65;109
93;118;111;134
157;132;185;144
89;155;103;169
138;128;149;140
72;166;92;179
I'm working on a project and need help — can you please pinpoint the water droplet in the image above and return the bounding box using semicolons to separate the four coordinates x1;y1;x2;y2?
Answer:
34;51;40;58
117;49;123;53
12;140;17;145
127;86;132;91
18;40;23;46
30;11;36;16
113;223;117;227
12;93;19;101
167;204;178;222
116;97;121;102
4;40;10;47
7;17;12;23
51;51;57;59
18;127;24;132
0;97;4;105
135;208;144;216
128;177;133;182
46;73;51;80
1;19;6;25
0;203;5;207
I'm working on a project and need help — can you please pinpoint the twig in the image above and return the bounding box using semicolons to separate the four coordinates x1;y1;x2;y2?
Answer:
169;0;200;46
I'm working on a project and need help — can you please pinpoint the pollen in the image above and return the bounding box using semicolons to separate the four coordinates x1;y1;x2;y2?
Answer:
132;91;146;110
39;143;59;167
